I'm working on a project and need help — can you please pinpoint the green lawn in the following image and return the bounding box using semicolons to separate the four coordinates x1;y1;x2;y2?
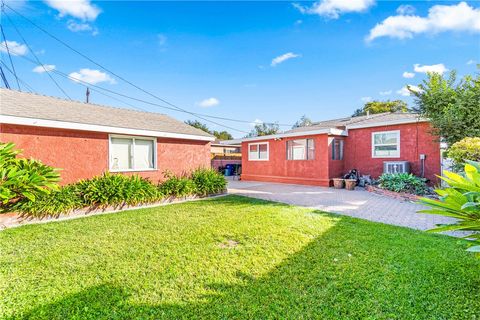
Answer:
1;195;479;319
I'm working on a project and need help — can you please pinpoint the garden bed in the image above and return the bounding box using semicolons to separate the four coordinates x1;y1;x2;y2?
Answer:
365;185;420;202
0;193;226;230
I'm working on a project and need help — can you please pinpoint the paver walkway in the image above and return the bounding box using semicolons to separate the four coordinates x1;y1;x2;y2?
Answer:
228;180;456;232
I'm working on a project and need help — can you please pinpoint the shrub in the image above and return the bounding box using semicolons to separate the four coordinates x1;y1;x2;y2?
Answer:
76;173;162;208
191;168;227;196
378;173;429;195
159;173;196;197
447;137;480;172
418;161;480;253
0;142;60;212
15;185;82;218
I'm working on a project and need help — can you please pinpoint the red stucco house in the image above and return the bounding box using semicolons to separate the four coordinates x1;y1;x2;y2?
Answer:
241;113;441;186
0;89;214;184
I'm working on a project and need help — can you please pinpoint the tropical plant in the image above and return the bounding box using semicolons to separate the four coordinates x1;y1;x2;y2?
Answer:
418;161;480;253
0;142;60;212
447;137;480;172
191;168;227;196
379;173;429;195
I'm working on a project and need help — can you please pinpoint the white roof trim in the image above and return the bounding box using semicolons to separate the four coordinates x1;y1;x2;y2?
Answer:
346;117;428;129
0;115;215;142
240;128;347;142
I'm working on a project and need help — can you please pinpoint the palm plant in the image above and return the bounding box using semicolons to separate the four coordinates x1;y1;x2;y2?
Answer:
418;160;480;252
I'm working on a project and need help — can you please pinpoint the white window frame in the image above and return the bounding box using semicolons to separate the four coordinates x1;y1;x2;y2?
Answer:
286;138;315;160
248;142;269;161
371;130;400;158
109;134;157;172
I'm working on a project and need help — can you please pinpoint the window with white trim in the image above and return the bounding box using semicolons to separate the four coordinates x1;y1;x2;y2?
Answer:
109;135;156;171
372;130;400;158
248;142;269;161
287;139;315;160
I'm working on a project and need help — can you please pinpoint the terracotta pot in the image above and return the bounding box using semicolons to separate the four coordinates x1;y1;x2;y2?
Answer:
332;178;345;189
345;179;357;191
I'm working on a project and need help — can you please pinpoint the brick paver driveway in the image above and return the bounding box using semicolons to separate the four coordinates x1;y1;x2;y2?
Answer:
228;180;456;232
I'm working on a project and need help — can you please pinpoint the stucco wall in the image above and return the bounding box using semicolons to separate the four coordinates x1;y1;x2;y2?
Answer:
0;124;211;184
343;122;441;183
241;134;331;186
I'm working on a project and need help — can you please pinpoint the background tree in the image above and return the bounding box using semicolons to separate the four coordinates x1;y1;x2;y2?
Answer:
411;69;480;146
212;130;233;140
245;122;280;138
352;100;408;117
292;115;313;128
185;120;234;140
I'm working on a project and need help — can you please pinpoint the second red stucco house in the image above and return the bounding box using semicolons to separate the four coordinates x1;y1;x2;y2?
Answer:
0;89;215;184
241;113;441;186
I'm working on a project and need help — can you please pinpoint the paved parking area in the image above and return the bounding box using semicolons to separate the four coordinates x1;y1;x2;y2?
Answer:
228;180;456;232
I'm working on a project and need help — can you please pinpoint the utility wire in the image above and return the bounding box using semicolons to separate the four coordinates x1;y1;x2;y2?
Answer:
0;64;10;88
2;9;71;100
3;2;293;130
0;23;21;90
0;59;35;92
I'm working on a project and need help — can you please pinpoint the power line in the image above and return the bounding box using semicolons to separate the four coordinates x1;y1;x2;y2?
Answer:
0;23;20;90
0;59;35;92
2;8;71;100
3;2;294;130
0;64;10;88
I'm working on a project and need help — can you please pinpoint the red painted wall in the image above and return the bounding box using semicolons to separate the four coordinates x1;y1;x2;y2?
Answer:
343;122;441;183
0;124;211;184
241;134;332;186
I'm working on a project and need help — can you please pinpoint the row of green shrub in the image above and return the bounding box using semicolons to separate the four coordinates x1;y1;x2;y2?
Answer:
15;169;226;218
1;142;226;218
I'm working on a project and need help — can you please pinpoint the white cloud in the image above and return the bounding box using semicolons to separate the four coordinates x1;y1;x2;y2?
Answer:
360;96;372;103
197;97;220;108
367;2;480;42
44;0;101;21
0;40;28;56
271;52;301;67
379;90;392;96
68;68;116;85
66;20;98;35
294;19;303;25
414;63;448;75
402;71;415;78
32;64;56;73
250;119;263;127
467;59;477;65
397;85;422;96
293;0;375;19
396;4;415;16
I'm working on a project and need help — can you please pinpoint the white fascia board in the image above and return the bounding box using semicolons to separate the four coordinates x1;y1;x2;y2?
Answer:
0;115;215;142
346;118;428;129
240;128;347;142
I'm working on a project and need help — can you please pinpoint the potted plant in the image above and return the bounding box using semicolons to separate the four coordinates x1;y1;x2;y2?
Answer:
345;179;357;191
332;178;345;189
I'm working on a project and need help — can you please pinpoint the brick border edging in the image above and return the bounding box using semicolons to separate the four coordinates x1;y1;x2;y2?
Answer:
364;185;420;202
0;192;227;230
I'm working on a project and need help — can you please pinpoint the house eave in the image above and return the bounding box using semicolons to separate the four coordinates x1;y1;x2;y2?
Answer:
0;115;216;142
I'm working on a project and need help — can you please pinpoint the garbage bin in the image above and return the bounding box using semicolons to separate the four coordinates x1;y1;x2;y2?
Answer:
225;164;235;176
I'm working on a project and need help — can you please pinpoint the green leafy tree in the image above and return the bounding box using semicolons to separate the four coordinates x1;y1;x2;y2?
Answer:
245;122;280;138
352;100;408;117
185;120;211;134
213;130;233;140
411;70;480;146
447;137;480;171
292;115;313;128
185;120;233;140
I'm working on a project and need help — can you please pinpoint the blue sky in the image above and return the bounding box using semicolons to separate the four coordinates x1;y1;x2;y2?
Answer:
1;0;479;137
